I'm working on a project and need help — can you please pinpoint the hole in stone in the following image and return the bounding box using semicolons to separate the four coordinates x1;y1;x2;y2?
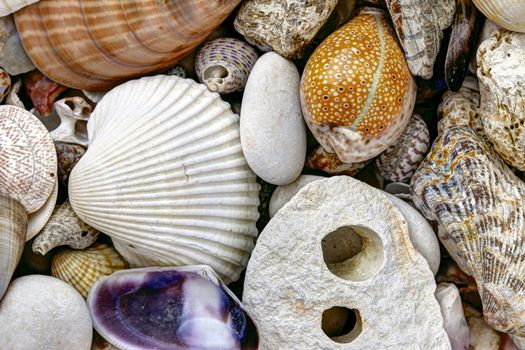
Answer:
64;99;75;111
322;225;384;281
322;307;362;343
203;65;229;80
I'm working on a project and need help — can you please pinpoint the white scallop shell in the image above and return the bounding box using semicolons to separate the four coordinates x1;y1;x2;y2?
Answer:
27;176;58;240
69;75;260;283
0;0;38;16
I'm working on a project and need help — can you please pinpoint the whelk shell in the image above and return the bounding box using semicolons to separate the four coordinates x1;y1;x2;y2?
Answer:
68;75;260;284
51;243;128;298
472;0;525;33
14;0;242;90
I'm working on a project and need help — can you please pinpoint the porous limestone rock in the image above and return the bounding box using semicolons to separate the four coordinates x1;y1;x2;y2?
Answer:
269;175;324;217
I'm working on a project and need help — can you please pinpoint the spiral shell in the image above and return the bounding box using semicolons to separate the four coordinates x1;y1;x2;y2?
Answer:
51;243;128;298
195;38;258;94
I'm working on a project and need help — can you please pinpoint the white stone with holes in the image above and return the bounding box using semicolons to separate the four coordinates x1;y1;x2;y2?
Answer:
243;176;450;349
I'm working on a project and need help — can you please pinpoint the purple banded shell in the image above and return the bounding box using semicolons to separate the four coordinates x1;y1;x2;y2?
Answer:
375;113;429;183
195;37;258;94
88;266;259;350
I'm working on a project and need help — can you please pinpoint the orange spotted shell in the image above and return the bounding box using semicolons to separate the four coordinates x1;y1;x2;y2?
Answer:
300;7;416;163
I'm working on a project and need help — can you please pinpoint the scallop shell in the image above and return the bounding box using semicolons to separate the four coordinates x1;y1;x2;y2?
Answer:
14;0;242;90
68;75;260;284
51;243;128;298
27;176;58;240
195;37;258;94
0;0;37;16
0;195;27;300
306;145;369;176
385;0;456;79
472;0;525;33
375;113;429;183
0;105;57;213
411;126;525;340
300;7;416;163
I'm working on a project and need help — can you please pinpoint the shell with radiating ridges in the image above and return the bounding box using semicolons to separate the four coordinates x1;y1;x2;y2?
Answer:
0;105;57;213
376;113;429;183
385;0;456;79
68;75;260;284
472;0;525;33
411;126;525;340
51;243;128;298
14;0;242;90
195;37;258;94
27;177;58;240
0;195;27;300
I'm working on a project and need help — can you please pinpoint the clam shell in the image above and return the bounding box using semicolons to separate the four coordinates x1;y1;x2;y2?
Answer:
472;0;525;33
386;0;456;79
0;0;37;16
195;37;258;94
412;126;525;340
14;0;242;90
0;195;27;300
68;75;260;283
27;176;58;240
51;243;128;298
0;105;57;213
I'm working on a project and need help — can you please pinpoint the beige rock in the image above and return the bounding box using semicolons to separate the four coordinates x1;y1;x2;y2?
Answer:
435;283;470;350
269;175;324;217
0;15;34;75
243;176;450;349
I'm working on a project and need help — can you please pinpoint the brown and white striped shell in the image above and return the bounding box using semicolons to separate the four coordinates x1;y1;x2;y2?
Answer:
0;68;10;102
13;0;242;90
51;243;128;298
306;145;369;176
301;7;416;163
385;0;456;79
195;37;258;94
411;126;525;341
0;105;57;213
477;29;525;170
375;113;429;183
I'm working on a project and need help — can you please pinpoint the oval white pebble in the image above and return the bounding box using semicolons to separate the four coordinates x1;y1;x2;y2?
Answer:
240;52;307;185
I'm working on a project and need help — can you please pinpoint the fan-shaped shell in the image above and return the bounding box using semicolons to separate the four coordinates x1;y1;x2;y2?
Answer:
27;176;58;240
472;0;525;33
51;243;128;298
0;0;37;16
0;105;57;213
14;0;242;90
68;75;260;283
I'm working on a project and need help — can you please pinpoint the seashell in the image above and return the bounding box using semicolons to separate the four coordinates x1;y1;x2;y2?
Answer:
0;275;92;350
27;176;58;240
51;243;128;298
385;0;456;79
68;75;260;284
469;19;500;75
195;37;258;94
307;145;370;176
300;7;416;163
0;68;11;102
0;0;37;16
49;97;91;147
411;126;525;340
91;331;120;350
88;266;259;350
82;90;107;104
315;0;357;43
472;0;525;33
33;200;99;255
164;65;189;79
0;105;57;213
55;142;86;186
14;0;242;90
0;195;27;300
477;29;525;170
234;0;338;59
111;238;162;268
23;70;67;116
435;283;471;350
243;176;449;349
375;113;429;183
384;181;411;200
445;0;482;92
0;15;34;75
5;79;24;109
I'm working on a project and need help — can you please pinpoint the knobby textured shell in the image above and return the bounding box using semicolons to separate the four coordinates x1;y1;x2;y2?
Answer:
376;113;429;183
411;127;525;341
300;7;416;163
0;105;57;213
0;195;27;300
306;146;369;176
27;176;58;240
195;37;258;94
14;0;242;90
472;0;525;33
0;0;37;16
386;0;456;79
51;243;128;298
68;75;260;284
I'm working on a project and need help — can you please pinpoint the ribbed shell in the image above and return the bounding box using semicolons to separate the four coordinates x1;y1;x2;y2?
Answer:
195;37;258;94
51;243;128;298
411;127;525;338
14;0;242;90
0;0;37;16
69;75;260;283
27;176;58;240
472;0;525;33
0;105;57;213
0;195;27;300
